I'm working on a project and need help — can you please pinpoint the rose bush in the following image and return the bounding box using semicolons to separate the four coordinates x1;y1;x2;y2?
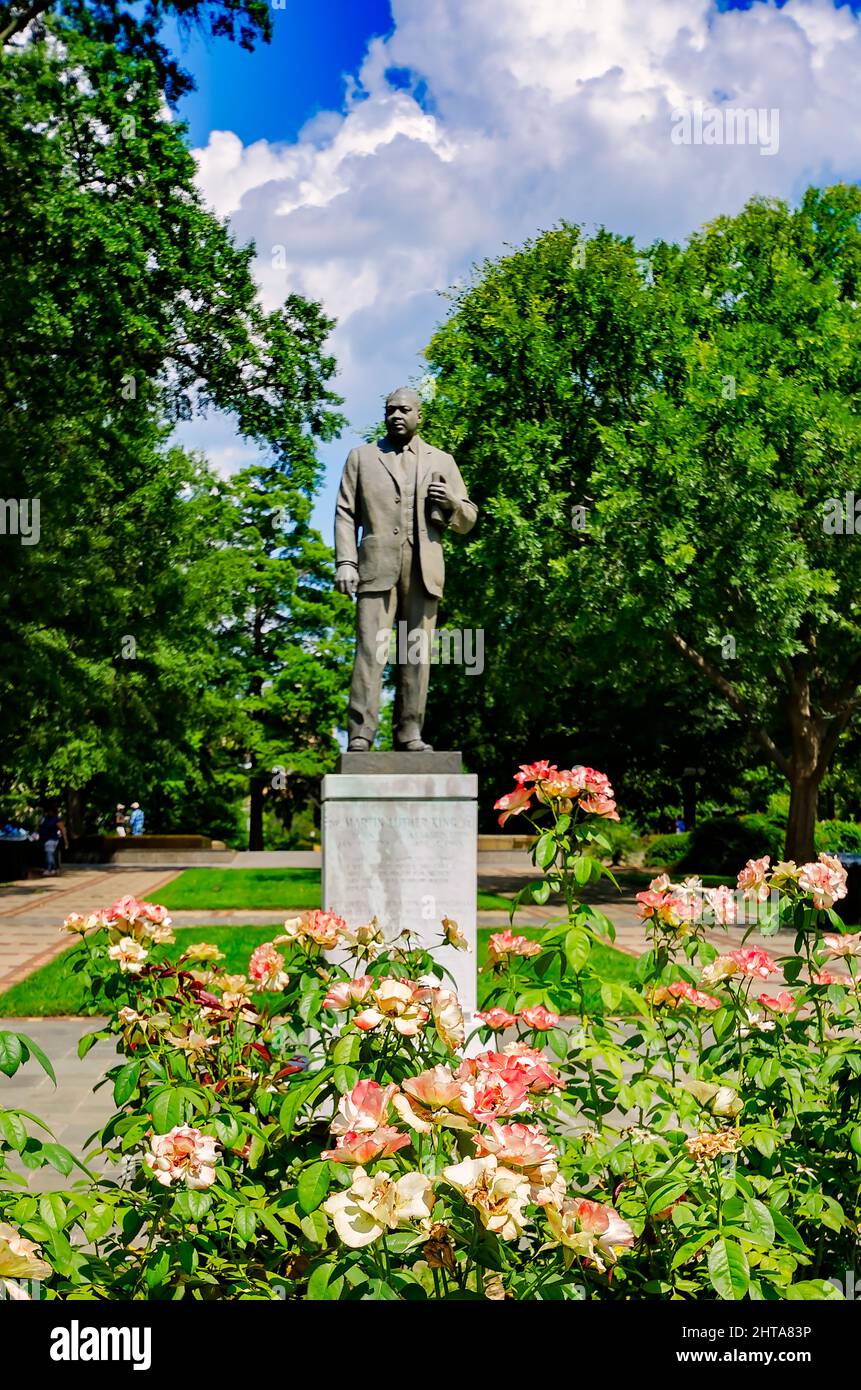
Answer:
1;761;859;1299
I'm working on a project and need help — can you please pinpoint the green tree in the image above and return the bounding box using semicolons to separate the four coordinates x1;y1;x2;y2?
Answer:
0;0;271;102
422;187;861;860
0;24;343;835
218;462;352;851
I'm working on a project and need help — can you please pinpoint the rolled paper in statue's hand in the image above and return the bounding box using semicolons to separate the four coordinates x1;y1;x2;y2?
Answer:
429;471;447;527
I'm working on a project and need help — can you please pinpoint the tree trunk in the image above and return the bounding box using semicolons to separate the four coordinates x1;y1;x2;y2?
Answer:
784;683;827;863
785;774;820;864
64;787;85;840
248;774;265;852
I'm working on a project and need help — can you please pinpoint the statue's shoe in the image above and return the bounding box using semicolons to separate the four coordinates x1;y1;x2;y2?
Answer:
347;738;371;752
395;739;434;753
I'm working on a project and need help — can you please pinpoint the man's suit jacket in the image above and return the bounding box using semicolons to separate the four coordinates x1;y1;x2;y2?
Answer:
335;435;478;599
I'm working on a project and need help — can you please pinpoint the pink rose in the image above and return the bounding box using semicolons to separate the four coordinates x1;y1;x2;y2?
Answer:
322;1127;410;1165
514;761;559;786
322;976;374;1010
737;856;771;901
144;1126;218;1189
475;1008;520;1031
798;855;848;910
486;929;543;964
248;943;289;992
667;981;721;1011
759;991;795;1014
331;1080;399;1136
727;947;777;979
520;1004;560;1030
823;932;861;959
494;785;534;826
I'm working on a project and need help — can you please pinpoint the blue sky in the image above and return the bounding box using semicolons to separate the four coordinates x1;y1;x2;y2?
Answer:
170;0;861;533
169;0;393;147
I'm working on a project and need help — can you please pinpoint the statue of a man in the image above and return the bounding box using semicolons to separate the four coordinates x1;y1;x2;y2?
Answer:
335;386;478;752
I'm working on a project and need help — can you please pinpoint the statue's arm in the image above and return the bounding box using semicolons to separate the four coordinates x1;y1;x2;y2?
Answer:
445;456;478;536
335;448;361;567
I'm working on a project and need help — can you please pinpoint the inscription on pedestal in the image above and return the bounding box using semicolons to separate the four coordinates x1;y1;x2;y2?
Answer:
321;773;478;1016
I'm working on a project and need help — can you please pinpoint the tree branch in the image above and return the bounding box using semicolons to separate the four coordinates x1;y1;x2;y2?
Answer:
670;632;792;777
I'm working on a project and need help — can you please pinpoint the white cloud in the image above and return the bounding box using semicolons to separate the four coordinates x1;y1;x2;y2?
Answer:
186;0;861;530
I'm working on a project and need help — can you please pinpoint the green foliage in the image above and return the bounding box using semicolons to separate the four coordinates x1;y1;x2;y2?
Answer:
0;0;273;104
816;820;861;855
643;831;693;868
420;188;861;858
0;23;346;839
678;816;784;876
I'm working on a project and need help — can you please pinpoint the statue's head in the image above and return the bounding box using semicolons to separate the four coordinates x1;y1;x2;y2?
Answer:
385;387;422;446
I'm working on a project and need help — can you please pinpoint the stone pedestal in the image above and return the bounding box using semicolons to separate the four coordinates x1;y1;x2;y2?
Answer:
321;760;477;1019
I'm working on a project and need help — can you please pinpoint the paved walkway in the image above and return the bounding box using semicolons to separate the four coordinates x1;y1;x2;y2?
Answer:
0;867;181;990
1;1016;117;1191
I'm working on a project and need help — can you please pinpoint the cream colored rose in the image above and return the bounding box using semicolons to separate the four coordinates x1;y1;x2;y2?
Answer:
442;1155;530;1241
323;1167;434;1249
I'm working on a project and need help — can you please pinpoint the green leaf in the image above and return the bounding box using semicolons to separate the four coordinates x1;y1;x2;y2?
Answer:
535;832;557;869
16;1032;56;1084
0;1109;28;1150
234;1207;257;1244
600;980;622;1011
300;1210;329;1245
785;1280;843;1300
646;1181;688;1215
77;1031;101;1060
145;1247;170;1289
0;1032;24;1077
149;1086;198;1131
770;1209;810;1254
332;1033;361;1066
256;1209;291;1248
564;927;591;973
173;1190;212;1222
530;881;551;905
279;1072;330;1138
334;1064;360;1095
298;1162;331;1215
38;1192;67;1232
41;1142;75;1175
82;1203;115;1242
113;1060;141;1107
708;1238;749;1300
671;1231;716;1269
571;856;592;887
308;1261;345;1300
743;1199;775;1248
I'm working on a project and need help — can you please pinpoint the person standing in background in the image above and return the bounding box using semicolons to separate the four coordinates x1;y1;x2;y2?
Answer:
38;805;68;876
129;802;145;836
114;804;128;837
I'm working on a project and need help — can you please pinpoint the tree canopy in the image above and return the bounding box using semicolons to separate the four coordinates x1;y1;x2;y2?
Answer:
0;21;348;842
421;186;861;857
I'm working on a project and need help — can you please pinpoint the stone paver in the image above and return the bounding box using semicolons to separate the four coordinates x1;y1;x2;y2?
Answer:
1;1017;117;1191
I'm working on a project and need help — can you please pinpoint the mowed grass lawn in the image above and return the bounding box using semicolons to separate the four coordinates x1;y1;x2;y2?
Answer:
0;925;636;1017
154;868;514;914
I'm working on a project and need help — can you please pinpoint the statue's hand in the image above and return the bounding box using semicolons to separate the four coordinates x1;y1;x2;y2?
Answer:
335;564;359;598
427;479;457;513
